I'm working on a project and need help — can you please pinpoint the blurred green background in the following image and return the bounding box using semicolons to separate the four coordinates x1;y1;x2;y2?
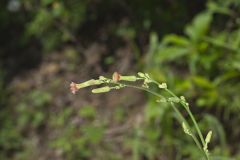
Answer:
0;0;240;159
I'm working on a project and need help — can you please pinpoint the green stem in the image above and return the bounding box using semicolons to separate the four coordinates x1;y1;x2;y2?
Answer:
150;80;209;160
164;88;210;160
169;102;203;152
165;88;205;146
112;81;209;159
111;81;165;99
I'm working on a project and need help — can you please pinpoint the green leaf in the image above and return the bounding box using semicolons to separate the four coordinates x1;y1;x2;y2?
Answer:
207;1;231;15
192;76;214;89
148;32;159;58
162;34;190;46
185;11;212;41
156;46;189;62
214;71;240;86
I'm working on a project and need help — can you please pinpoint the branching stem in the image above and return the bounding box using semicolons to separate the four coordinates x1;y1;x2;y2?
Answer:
72;73;211;160
112;80;210;160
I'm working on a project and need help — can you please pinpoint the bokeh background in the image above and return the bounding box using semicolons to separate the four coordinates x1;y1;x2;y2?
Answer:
0;0;240;159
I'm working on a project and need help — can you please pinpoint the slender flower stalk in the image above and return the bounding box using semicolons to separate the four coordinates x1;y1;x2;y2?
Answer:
70;72;212;160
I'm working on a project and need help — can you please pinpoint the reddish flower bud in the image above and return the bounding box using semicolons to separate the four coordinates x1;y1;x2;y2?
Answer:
112;72;121;82
70;82;78;94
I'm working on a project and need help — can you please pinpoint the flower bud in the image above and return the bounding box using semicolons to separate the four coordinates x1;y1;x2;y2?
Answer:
92;86;111;93
156;98;167;103
158;83;167;89
76;79;102;89
168;97;180;103
120;76;137;82
137;72;145;78
70;82;78;94
99;76;107;81
112;72;137;82
182;122;192;136
112;72;121;82
180;96;186;101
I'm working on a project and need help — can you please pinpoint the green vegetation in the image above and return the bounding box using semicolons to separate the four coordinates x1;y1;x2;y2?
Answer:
145;1;240;158
0;0;240;159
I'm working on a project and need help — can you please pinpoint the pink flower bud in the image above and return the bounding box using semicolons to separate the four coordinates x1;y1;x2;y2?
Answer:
70;82;78;94
112;72;121;82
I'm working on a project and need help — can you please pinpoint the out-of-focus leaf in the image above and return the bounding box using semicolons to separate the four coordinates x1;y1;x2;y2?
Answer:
79;105;96;118
230;29;240;50
116;26;136;39
214;71;240;86
207;1;231;15
155;46;189;62
148;32;159;55
27;9;53;35
185;11;212;41
82;126;104;144
162;34;190;46
29;90;51;107
52;2;65;17
176;80;192;90
192;76;214;89
144;127;160;141
145;98;167;122
199;90;218;107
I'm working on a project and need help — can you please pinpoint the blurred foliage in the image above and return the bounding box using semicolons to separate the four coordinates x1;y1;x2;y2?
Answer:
0;0;204;51
24;0;89;50
1;0;240;160
145;0;240;159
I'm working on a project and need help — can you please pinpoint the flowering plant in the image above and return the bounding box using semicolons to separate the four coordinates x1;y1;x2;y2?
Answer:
70;72;212;160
